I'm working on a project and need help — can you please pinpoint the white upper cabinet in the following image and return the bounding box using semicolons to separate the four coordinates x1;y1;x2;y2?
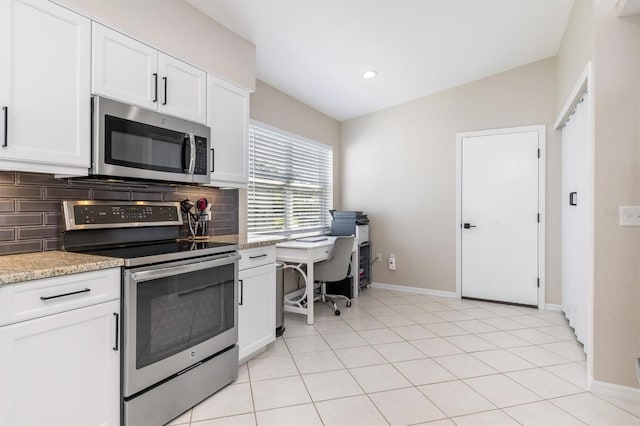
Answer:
92;23;207;124
208;76;249;187
0;0;91;175
158;53;207;123
92;23;158;110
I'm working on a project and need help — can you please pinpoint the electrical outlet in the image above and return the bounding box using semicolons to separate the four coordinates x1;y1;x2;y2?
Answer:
620;206;640;226
375;252;382;263
388;254;396;271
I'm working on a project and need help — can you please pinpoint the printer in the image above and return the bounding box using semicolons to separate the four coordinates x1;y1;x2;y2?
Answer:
330;210;369;243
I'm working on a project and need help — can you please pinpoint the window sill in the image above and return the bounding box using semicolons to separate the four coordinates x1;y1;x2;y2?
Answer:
249;227;330;241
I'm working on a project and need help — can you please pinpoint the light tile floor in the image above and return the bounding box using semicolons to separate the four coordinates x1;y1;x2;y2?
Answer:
168;288;640;426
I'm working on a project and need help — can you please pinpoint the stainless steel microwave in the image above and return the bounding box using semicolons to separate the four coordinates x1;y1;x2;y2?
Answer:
91;96;210;184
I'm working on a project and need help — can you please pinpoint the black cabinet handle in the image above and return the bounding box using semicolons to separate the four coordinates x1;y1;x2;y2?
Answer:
211;148;215;173
463;223;476;229
249;254;268;259
153;73;158;103
162;76;167;105
40;288;90;301
239;279;244;306
569;192;577;206
2;106;7;147
113;312;119;351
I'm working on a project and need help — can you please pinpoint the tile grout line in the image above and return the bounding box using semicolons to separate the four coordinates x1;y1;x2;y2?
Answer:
285;328;329;426
362;291;590;423
245;361;258;425
192;289;607;426
316;311;392;425
312;305;396;425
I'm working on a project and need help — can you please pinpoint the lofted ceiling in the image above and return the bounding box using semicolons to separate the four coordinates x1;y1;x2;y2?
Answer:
187;0;575;121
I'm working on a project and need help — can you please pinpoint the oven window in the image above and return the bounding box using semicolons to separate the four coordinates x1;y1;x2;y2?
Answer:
135;264;234;369
105;115;187;173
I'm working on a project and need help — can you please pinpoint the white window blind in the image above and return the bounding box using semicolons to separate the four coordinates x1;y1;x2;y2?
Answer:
248;121;333;234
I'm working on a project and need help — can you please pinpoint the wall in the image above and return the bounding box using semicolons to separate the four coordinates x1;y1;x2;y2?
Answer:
57;0;256;90
249;79;342;209
0;172;238;255
556;0;640;390
557;0;595;110
591;0;640;389
340;58;561;303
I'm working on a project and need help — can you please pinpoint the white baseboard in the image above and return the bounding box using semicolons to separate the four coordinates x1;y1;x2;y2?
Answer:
370;282;458;299
544;303;563;312
590;379;640;401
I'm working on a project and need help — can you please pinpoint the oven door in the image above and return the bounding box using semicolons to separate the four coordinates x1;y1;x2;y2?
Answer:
123;252;240;397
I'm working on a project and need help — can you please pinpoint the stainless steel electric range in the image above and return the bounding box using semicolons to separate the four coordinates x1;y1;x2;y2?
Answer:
61;200;240;426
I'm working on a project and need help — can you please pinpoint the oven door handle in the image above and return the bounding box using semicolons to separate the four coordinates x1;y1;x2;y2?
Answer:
129;253;240;282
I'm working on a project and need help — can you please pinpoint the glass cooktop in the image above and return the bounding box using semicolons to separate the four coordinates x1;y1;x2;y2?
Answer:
71;240;238;267
61;201;239;267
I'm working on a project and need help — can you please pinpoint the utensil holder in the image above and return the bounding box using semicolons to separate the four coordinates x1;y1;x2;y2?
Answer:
199;214;209;236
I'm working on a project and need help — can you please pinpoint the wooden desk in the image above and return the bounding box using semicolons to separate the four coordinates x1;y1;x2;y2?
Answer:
276;237;337;325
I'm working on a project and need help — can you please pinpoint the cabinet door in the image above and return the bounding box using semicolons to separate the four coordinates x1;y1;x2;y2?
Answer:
0;300;120;426
238;263;276;363
0;2;9;141
158;53;207;124
0;0;90;173
208;77;249;187
92;23;159;110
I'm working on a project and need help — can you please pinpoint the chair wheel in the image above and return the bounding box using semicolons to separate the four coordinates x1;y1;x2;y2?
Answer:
346;301;352;307
335;309;341;316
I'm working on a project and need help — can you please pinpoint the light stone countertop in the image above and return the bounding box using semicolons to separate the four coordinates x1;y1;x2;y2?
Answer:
0;251;124;286
0;234;289;286
204;234;289;250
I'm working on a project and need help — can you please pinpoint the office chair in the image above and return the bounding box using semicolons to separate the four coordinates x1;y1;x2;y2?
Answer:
314;235;354;316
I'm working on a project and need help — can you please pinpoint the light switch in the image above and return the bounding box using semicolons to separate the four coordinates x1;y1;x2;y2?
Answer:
619;206;640;226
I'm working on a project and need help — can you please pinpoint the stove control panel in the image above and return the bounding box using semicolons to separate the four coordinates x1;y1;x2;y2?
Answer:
62;201;183;230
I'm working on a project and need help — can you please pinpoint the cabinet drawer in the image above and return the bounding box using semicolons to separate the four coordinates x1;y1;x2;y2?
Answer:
238;246;276;270
0;268;120;327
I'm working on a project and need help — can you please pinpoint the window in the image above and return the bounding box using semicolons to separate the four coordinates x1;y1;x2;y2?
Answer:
248;121;333;234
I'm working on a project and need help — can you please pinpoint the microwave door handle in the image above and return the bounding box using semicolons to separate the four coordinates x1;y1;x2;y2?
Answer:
188;134;196;174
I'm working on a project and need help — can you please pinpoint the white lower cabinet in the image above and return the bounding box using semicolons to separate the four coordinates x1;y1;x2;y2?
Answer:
238;246;276;363
0;269;121;426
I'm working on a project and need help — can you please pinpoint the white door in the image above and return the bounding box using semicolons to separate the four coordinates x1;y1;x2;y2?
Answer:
92;23;159;110
158;53;207;124
238;263;276;362
1;0;90;170
561;92;590;350
0;300;120;426
460;129;541;305
208;76;249;187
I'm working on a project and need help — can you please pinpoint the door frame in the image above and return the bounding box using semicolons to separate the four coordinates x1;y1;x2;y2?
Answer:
455;124;546;309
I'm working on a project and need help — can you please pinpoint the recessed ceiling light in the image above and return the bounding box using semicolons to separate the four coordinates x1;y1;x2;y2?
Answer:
362;70;378;79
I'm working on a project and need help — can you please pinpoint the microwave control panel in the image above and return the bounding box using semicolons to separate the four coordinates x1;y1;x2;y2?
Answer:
194;136;208;176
